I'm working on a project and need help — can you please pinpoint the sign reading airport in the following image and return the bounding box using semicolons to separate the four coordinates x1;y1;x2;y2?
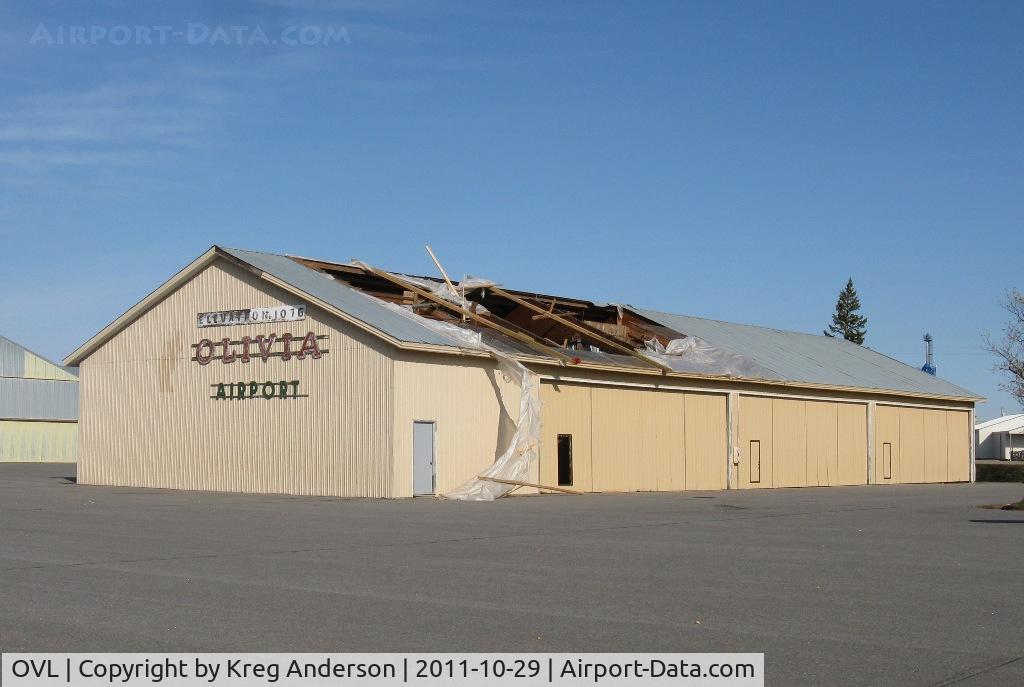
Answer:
192;305;326;400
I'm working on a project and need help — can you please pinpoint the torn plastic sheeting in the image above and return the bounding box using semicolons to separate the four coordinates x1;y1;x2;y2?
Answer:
395;273;495;316
443;353;541;501
644;336;781;380
352;260;539;501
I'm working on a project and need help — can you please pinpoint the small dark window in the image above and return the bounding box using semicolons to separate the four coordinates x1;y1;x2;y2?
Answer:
749;440;761;484
557;434;573;486
882;442;892;480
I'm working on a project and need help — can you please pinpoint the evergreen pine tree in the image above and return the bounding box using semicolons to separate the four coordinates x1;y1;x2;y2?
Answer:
825;278;868;344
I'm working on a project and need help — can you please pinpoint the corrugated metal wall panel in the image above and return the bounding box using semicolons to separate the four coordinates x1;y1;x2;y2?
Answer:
22;351;77;381
946;411;971;482
923;409;949;483
874;406;968;485
639;390;687;491
0;420;77;462
683;392;728;490
591;387;644;491
836;403;868;485
742;396;869;489
0;377;78;421
392;353;525;497
874;405;900;483
806;400;839;486
539;383;725;493
79;259;394;497
772;398;808;487
898;407;926;483
0;336;77;381
738;395;773;488
539;382;593;491
0;338;25;377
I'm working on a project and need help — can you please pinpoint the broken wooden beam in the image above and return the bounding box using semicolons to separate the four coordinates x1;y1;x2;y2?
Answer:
479;476;583;495
484;285;673;373
355;264;575;364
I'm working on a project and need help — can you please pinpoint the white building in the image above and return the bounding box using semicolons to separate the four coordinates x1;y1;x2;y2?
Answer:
975;414;1024;461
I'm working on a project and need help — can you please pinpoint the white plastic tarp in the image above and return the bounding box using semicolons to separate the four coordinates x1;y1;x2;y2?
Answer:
350;262;539;500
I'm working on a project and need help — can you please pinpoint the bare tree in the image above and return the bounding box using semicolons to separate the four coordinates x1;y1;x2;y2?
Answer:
985;289;1024;407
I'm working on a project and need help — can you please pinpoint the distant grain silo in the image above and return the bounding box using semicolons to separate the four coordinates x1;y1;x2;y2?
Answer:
0;335;78;462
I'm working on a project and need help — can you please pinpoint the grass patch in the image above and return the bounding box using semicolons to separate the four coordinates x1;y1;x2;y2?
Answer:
978;500;1024;510
975;461;1024;483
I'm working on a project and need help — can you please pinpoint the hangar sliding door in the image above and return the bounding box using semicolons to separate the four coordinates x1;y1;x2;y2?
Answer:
739;395;868;489
875;406;971;484
539;382;726;493
539;383;593;492
946;410;971;482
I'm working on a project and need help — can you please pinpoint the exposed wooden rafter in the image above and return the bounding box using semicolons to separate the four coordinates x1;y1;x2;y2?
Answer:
356;265;575;364
483;285;673;373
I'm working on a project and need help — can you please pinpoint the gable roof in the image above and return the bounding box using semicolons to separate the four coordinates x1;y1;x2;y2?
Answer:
976;413;1024;430
64;246;476;366
635;309;977;400
64;246;981;401
1;334;78;381
219;248;459;348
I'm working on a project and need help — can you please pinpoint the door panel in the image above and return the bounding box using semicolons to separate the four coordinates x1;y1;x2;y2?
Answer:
899;408;926;483
945;410;971;482
539;383;592;491
412;421;435;495
772;398;808;487
837;403;868;485
684;393;728;490
738;395;772;488
806;400;839;486
923;409;949;483
875;406;900;483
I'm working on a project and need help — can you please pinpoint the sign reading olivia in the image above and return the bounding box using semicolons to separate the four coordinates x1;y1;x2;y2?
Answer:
192;332;326;365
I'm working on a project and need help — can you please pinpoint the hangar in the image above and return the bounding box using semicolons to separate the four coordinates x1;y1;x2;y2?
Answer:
64;246;979;498
1;335;78;462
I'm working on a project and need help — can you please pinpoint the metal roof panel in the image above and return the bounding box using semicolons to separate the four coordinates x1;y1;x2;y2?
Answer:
219;247;462;348
634;308;978;399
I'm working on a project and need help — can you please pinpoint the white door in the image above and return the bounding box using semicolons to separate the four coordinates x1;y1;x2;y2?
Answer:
413;421;436;495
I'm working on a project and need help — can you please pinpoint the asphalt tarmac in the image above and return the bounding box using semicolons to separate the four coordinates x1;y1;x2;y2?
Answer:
2;463;1022;686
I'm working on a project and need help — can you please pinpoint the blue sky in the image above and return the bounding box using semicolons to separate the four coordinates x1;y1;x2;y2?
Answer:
1;1;1021;418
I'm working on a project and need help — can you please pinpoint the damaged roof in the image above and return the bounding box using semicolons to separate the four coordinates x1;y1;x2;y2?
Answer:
65;245;981;401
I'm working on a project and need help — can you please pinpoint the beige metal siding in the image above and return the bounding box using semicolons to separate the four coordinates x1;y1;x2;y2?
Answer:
836;403;868;485
899;407;926;483
78;259;395;497
591;387;644;491
684;392;728;490
923;409;949;482
875;405;900;483
540;383;725;493
772;398;808;487
392;353;526;496
539;382;593;491
875;406;969;484
806;400;839;486
738;395;773;488
946;410;971;482
740;395;868;489
0;420;77;462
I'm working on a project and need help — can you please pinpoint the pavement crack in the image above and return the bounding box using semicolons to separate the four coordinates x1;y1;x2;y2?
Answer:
928;653;1024;686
